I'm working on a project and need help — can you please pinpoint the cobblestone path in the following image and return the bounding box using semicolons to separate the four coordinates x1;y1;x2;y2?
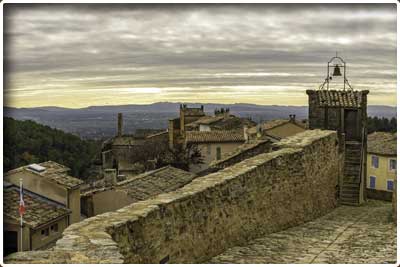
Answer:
209;200;396;264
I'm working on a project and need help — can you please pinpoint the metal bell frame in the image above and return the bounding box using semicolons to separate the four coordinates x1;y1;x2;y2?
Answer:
319;53;353;91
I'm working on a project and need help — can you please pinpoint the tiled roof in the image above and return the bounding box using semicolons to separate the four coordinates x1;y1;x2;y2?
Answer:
146;131;168;139
367;132;396;156
112;136;146;146
5;161;83;189
81;166;196;202
186;115;256;131
119;166;196;202
4;185;71;229
182;107;205;116
315;90;363;108
185;130;245;143
187;116;224;126
247;119;305;135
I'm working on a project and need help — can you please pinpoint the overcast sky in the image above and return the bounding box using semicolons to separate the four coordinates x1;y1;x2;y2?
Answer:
4;4;397;108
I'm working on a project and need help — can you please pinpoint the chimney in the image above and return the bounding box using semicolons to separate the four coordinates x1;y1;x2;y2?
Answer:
243;126;249;142
104;168;117;187
117;113;123;137
224;108;230;118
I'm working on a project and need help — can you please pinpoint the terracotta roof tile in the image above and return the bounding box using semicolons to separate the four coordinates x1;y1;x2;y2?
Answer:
4;185;70;229
182;107;205;116
247;119;305;135
185;130;245;143
5;161;83;189
120;166;196;202
316;90;363;108
186;115;256;131
367;132;396;156
81;166;196;202
112;136;146;146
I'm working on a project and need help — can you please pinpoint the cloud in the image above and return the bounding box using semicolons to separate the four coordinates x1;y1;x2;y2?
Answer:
4;3;397;107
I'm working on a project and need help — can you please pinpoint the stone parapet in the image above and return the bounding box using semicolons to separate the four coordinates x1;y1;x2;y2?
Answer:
5;130;339;264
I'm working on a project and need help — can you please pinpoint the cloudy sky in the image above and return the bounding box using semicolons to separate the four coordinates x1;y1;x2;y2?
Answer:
4;4;397;108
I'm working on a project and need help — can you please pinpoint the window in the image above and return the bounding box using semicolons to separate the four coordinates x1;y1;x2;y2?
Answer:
371;155;379;168
369;176;376;189
41;228;49;237
387;180;394;191
50;223;59;233
216;147;221;160
389;159;396;172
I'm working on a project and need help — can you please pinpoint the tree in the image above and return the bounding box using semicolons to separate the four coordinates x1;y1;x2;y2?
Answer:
167;143;204;171
126;137;204;172
3;117;102;181
367;116;397;133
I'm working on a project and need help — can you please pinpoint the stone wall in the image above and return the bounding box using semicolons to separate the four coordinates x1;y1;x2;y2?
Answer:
5;130;340;264
366;188;393;202
393;180;396;224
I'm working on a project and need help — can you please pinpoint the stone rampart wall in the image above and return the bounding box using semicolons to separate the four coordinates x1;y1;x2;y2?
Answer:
5;130;340;264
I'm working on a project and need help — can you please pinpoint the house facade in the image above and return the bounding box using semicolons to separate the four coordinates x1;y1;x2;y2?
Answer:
185;130;246;173
4;161;83;224
80;166;196;217
366;132;396;200
4;182;70;256
246;115;306;141
3;161;82;256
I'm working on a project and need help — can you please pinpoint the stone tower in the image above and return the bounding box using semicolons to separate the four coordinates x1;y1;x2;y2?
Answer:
179;104;205;135
307;89;369;205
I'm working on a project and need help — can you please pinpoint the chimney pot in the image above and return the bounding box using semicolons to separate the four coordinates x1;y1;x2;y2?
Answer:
117;113;123;137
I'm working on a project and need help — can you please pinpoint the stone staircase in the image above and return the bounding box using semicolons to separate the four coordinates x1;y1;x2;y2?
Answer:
340;141;363;206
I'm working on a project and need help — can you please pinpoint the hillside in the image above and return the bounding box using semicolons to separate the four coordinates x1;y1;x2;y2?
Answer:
4;103;396;139
3;117;101;180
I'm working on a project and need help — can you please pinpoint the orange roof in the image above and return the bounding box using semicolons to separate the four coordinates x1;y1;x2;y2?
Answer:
185;130;245;143
4;184;70;229
308;90;367;108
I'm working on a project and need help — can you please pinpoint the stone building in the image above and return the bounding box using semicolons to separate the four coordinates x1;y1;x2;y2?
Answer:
168;105;256;149
4;182;71;256
80;165;196;217
101;113;168;176
167;105;257;173
185;130;246;173
246;115;307;141
366;132;396;201
307;89;369;205
185;108;255;132
3;161;83;255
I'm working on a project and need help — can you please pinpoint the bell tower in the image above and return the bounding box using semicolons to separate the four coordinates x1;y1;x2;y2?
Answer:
307;54;368;206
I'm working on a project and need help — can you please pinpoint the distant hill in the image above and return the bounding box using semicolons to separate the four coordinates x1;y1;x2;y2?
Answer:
4;102;396;140
3;117;101;180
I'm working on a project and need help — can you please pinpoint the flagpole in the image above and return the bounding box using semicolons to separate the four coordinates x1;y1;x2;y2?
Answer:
20;178;23;252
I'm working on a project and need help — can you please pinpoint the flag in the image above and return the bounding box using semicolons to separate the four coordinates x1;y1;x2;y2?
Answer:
19;182;25;216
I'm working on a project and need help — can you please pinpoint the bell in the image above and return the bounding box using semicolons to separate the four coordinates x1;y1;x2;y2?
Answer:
332;64;342;76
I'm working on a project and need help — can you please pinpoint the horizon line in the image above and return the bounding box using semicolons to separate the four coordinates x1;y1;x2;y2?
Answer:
3;102;397;110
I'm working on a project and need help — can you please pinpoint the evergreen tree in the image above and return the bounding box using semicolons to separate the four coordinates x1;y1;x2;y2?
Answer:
4;117;101;180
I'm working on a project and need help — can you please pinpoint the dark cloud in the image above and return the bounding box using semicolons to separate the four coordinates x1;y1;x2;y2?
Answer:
4;3;396;107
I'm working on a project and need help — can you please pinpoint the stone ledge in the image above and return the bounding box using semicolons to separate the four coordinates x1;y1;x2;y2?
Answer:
273;129;336;149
